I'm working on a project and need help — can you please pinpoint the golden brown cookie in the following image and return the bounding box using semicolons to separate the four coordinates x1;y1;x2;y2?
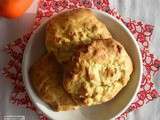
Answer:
45;8;112;63
30;53;78;111
63;38;133;106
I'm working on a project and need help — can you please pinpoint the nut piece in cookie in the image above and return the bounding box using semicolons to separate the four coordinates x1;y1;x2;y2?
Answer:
30;53;78;111
63;39;133;106
45;8;112;63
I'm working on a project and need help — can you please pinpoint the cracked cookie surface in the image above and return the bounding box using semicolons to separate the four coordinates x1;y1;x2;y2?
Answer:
63;38;133;106
45;8;112;63
30;53;78;111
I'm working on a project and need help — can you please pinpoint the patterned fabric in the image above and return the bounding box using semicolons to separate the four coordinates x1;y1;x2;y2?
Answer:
2;0;160;120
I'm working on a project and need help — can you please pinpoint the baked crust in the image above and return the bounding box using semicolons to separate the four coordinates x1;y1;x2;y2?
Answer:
63;38;133;106
45;8;112;63
30;53;78;111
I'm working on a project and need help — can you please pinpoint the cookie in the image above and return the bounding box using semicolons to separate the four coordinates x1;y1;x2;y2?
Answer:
63;38;133;106
30;53;78;111
45;8;112;63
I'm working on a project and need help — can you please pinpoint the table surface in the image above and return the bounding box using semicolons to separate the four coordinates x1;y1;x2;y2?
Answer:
0;0;160;120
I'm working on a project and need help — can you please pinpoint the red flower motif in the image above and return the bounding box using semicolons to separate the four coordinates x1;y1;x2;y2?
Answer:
93;0;109;10
144;25;154;36
126;21;136;34
137;32;146;43
79;0;92;8
150;89;160;98
137;91;146;100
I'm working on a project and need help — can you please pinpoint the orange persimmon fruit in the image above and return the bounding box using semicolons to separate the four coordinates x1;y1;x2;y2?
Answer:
0;0;33;19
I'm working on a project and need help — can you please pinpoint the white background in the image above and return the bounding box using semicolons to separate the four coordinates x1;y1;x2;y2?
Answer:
0;0;160;120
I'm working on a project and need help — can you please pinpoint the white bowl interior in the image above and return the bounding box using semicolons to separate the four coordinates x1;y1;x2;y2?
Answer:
22;9;142;120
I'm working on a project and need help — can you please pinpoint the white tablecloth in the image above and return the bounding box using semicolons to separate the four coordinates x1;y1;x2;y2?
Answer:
110;0;160;119
0;0;160;120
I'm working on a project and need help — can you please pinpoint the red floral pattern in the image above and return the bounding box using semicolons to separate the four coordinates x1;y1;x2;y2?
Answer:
108;8;160;120
107;8;154;49
1;0;160;120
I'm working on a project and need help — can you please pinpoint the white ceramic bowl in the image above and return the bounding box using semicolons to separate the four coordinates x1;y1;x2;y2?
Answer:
22;9;143;120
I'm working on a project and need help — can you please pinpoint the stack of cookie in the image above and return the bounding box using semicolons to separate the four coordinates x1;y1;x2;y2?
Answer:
30;8;133;111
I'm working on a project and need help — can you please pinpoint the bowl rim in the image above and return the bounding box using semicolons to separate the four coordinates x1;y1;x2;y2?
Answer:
91;9;143;118
22;8;143;120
